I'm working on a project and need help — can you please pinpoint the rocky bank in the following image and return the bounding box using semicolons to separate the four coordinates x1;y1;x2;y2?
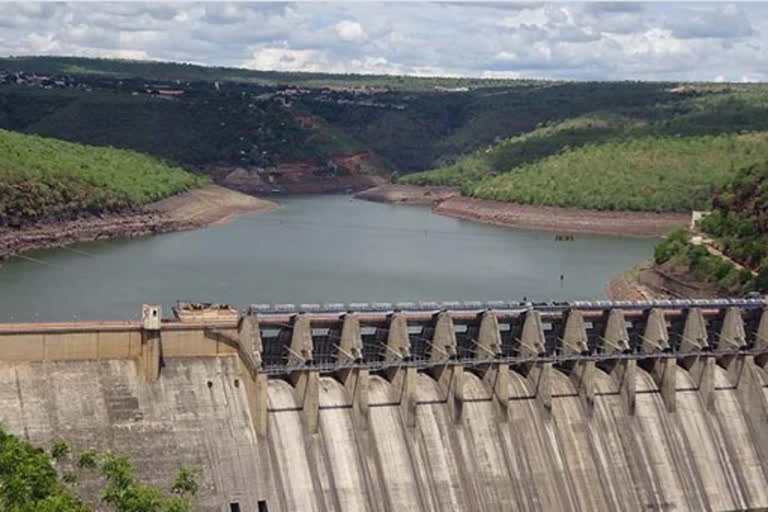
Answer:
0;185;276;258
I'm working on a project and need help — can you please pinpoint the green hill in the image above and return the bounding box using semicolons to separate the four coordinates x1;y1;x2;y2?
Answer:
653;161;768;294
0;129;207;225
464;133;768;212
699;162;768;273
401;114;641;187
403;86;768;194
6;56;768;194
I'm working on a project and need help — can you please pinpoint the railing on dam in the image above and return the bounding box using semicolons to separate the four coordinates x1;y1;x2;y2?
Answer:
242;298;768;376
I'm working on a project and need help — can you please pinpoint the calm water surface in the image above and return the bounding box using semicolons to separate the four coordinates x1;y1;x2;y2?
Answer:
0;195;655;321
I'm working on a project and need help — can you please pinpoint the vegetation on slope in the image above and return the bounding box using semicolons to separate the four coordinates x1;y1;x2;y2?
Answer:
464;133;768;212
0;425;197;511
6;87;310;167
308;81;685;173
699;162;768;281
401;114;640;187
0;129;207;225
7;56;768;202
653;162;768;295
653;229;759;294
406;86;768;198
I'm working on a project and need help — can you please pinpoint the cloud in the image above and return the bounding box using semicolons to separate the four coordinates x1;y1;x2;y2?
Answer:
0;2;767;81
335;20;367;43
663;5;754;40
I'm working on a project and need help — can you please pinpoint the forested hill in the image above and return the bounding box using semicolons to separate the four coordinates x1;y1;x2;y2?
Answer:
0;55;722;176
0;129;206;226
4;56;768;208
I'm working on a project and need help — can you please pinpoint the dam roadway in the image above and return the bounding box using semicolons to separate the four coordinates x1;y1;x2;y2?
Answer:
1;299;767;511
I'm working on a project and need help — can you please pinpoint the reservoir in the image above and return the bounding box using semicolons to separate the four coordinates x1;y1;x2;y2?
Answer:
0;195;655;322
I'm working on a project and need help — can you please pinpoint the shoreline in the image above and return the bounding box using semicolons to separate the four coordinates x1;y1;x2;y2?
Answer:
0;185;276;258
355;184;459;205
605;260;725;300
358;184;689;238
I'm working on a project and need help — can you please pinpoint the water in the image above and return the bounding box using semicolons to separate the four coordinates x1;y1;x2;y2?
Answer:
0;196;654;322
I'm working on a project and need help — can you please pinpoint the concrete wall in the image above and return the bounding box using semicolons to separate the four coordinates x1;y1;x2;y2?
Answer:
1;304;767;511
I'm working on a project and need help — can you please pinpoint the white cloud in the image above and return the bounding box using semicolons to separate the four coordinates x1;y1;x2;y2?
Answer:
1;2;768;81
244;48;325;72
335;20;367;43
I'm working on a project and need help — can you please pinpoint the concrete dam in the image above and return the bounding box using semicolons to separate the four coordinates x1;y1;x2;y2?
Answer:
1;299;768;512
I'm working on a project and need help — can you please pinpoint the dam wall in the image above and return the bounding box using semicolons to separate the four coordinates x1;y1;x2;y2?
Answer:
1;300;767;511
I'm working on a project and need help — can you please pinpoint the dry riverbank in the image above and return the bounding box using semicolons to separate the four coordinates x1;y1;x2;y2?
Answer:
358;184;689;237
355;184;459;205
0;185;276;258
605;260;724;300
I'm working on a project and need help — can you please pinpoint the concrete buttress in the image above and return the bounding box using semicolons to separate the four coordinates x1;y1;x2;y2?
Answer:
643;308;676;412
335;313;369;430
385;313;417;428
475;310;509;421
716;308;768;476
756;307;768;368
562;310;595;414
288;314;319;434
680;308;715;410
429;312;464;423
603;308;635;414
140;304;161;382
239;315;269;438
520;310;551;412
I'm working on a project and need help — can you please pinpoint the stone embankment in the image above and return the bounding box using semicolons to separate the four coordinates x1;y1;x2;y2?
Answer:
358;184;689;237
0;185;276;258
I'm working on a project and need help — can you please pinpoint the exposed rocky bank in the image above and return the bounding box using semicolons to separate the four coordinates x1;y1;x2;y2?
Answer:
355;184;459;205
605;260;725;301
0;185;276;258
358;184;689;237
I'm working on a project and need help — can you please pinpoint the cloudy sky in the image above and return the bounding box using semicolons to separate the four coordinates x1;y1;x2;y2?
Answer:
1;2;767;81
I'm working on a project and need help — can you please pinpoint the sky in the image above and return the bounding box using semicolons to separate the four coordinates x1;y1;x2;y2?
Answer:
0;2;767;81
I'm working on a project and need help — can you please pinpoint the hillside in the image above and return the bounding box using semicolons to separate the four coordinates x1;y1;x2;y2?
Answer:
699;162;768;277
402;114;640;187
464;133;768;212
404;86;768;208
0;57;691;176
0;129;207;226
6;56;768;204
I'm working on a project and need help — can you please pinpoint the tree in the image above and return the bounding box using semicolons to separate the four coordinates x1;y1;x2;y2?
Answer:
0;425;197;512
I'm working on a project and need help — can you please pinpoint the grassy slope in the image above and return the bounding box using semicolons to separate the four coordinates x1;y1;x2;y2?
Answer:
0;129;207;224
402;114;641;187
404;86;768;212
465;133;768;212
653;159;768;294
14;88;308;167
699;162;768;272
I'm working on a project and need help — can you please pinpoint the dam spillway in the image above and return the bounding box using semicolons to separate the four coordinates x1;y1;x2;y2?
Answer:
1;299;767;511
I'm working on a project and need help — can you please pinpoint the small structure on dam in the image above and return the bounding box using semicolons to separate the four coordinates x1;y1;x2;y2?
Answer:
1;298;767;511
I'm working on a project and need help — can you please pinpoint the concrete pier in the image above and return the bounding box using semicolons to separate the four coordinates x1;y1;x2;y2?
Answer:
1;298;767;511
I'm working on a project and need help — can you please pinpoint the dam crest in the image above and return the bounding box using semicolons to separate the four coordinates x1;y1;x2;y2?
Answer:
1;298;768;511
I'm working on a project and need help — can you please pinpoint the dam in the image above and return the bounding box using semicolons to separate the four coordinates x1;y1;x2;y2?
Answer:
1;298;767;511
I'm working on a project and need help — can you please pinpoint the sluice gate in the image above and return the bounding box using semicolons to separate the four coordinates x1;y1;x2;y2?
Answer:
1;299;767;511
